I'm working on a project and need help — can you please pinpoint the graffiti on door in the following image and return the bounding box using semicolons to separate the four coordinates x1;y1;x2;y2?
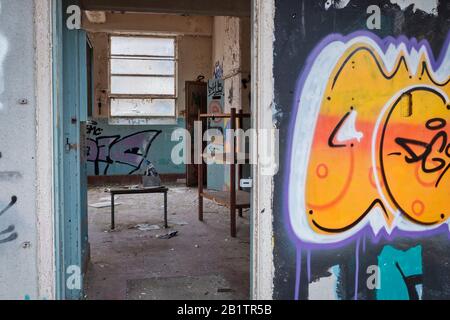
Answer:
86;121;161;175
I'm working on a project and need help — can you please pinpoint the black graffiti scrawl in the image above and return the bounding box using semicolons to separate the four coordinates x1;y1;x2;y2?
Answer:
86;121;162;175
0;196;18;244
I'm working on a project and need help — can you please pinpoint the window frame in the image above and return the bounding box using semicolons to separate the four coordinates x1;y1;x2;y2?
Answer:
107;34;178;118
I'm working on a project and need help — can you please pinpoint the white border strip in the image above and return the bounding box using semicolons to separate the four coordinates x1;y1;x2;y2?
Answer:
35;0;55;300
252;0;275;300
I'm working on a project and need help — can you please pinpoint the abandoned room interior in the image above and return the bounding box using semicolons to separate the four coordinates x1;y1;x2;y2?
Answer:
74;3;252;300
4;0;450;302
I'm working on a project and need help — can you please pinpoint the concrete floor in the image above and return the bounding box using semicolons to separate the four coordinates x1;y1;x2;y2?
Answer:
84;183;250;300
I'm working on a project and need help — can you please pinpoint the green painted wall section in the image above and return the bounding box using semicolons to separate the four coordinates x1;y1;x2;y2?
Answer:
86;118;186;176
377;245;423;300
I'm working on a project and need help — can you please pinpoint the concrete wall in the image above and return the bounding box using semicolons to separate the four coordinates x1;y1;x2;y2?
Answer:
273;0;450;300
212;16;251;114
83;13;213;176
209;16;251;191
0;0;38;299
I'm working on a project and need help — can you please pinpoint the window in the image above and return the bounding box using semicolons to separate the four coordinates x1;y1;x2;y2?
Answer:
109;36;176;117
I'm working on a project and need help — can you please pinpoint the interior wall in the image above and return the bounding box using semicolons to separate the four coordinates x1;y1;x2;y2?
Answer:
83;12;213;35
83;13;212;176
84;13;213;118
209;16;252;191
212;16;251;114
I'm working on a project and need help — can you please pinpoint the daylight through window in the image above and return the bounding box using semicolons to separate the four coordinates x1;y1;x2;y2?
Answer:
109;36;176;117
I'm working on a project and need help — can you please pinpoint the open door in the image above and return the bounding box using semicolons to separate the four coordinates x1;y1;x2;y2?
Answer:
53;0;89;299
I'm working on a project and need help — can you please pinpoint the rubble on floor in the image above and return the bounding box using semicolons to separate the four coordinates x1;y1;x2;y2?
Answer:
84;183;250;300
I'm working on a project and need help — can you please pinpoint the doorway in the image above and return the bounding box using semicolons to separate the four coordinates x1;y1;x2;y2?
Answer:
53;0;254;300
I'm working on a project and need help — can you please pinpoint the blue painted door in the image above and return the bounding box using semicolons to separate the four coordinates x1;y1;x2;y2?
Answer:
53;0;89;300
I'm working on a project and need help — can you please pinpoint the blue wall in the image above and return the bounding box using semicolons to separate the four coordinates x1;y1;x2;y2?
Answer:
86;118;185;176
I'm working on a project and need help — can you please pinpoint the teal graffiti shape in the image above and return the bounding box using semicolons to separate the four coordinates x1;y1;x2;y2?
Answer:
377;245;423;300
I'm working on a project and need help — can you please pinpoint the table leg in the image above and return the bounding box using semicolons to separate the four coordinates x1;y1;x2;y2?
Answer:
164;191;168;228
111;193;115;230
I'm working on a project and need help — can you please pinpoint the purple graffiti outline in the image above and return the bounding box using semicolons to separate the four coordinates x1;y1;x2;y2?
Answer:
285;31;450;300
283;30;450;252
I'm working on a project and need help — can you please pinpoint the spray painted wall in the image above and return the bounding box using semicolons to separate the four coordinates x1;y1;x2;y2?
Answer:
86;119;185;176
0;0;38;299
210;16;251;191
273;0;450;300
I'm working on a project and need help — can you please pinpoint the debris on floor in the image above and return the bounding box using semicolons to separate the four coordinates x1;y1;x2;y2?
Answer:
126;275;237;300
170;187;190;193
89;201;121;208
156;231;178;239
99;196;119;202
132;224;161;231
142;161;161;187
169;220;189;226
86;184;250;300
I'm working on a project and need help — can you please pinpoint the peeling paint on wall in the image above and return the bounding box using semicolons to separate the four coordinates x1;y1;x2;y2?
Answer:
308;265;341;300
324;0;351;10
390;0;439;16
324;0;439;15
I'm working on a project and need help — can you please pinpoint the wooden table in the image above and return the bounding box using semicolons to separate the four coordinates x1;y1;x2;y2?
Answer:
109;186;169;230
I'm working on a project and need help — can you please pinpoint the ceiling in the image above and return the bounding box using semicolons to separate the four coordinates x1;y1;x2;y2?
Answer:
80;0;251;17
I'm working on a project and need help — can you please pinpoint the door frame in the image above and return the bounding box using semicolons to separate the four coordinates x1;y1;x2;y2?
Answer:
48;0;275;300
52;0;89;300
35;0;56;300
251;0;275;299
